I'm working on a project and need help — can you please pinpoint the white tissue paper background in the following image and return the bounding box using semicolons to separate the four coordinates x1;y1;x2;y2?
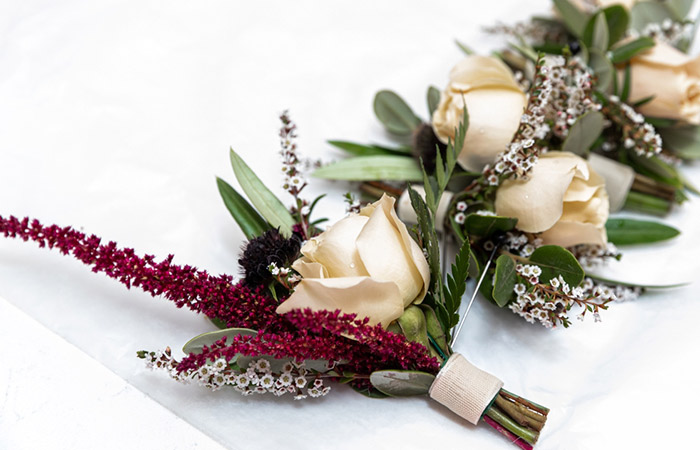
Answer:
1;1;699;449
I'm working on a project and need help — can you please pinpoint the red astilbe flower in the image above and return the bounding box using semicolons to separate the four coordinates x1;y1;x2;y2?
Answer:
0;215;284;332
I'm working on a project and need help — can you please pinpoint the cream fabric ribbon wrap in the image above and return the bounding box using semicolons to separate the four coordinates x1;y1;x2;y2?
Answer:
429;353;504;425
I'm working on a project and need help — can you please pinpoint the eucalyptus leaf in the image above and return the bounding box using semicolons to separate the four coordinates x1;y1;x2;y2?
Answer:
553;0;589;37
659;125;700;159
493;254;517;307
216;177;271;240
583;12;609;51
312;155;422;181
327;140;410;156
351;384;389;398
464;214;518;237
529;245;585;287
562;111;605;156
373;90;421;135
236;355;333;373
609;37;655;64
606;218;680;245
229;149;295;237
183;328;257;355
589;48;614;91
427;86;441;117
369;370;436;397
667;0;694;20
630;1;673;32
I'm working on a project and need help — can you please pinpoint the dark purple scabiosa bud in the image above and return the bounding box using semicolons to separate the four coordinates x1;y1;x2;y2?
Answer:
238;229;301;286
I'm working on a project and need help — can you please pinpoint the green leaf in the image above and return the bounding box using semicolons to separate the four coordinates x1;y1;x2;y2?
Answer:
216;177;270;240
408;185;442;298
455;40;474;55
605;218;680;245
327;140;411;156
463;214;517;237
586;272;689;289
620;63;632;102
373;90;421;135
427;86;441;117
589;48;614;91
601;5;629;46
229;149;295;237
610;37;655;64
630;2;673;32
182;328;257;355
492;254;517;307
529;245;585;287
369;370;436;397
562;111;605;156
667;0;694;21
554;0;589;37
443;238;471;330
420;304;450;357
659;125;700;159
583;12;610;51
312;155;422;181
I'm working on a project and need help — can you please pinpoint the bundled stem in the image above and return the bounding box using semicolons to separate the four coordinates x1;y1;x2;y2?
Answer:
483;389;549;447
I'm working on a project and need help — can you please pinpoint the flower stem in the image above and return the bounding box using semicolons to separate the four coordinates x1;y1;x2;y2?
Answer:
482;415;533;450
624;191;672;215
485;405;538;444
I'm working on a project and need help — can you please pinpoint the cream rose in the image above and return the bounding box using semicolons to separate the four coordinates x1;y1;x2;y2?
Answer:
625;41;700;124
276;194;430;327
432;55;527;172
494;152;609;247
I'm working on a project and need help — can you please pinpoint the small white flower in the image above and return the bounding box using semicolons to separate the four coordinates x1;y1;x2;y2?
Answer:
456;201;468;211
454;212;466;225
260;374;274;388
295;376;307;389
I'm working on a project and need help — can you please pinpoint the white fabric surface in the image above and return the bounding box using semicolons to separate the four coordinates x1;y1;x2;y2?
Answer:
1;1;699;449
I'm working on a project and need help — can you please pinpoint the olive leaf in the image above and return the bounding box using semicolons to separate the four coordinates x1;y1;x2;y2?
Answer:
229;149;295;237
312;155;422;181
583;12;609;52
216;177;271;240
561;111;605;156
492;254;517;307
373;90;421;135
369;370;436;397
606;218;680;245
609;36;655;64
629;2;673;32
589;48;614;91
553;0;589;37
327;140;411;156
659;125;700;160
427;86;441;117
600;5;629;47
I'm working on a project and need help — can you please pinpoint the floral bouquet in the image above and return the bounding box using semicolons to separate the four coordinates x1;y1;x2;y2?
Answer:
314;0;696;327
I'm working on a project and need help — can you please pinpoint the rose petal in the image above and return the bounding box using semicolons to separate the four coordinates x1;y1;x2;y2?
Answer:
275;277;404;327
292;257;329;279
449;55;524;92
357;194;429;306
539;221;607;247
495;153;581;232
301;214;369;278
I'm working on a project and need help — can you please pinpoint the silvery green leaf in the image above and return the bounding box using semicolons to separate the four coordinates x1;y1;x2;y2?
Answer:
553;0;589;37
455;40;474;55
236;355;332;373
327;140;410;156
312;155;422;181
229;149;295;237
562;111;605;156
667;0;694;20
589;48;614;91
373;90;421;135
583;12;609;51
183;328;257;355
606;218;680;245
630;2;673;32
659;125;700;159
529;245;585;287
369;370;436;397
492;254;517;307
463;214;517;237
427;86;440;117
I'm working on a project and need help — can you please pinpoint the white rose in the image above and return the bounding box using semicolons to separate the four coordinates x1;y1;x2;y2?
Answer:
432;55;526;172
626;41;700;124
276;194;430;327
494;152;609;247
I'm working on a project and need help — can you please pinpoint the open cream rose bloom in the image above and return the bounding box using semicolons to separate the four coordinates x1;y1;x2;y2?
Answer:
626;41;700;125
495;152;609;248
432;55;526;172
276;194;430;328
